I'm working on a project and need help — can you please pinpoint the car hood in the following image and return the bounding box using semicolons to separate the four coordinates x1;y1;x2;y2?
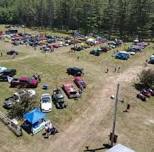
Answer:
41;103;52;110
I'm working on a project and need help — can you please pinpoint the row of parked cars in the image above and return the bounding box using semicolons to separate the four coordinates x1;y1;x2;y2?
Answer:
90;39;123;56
0;28;74;51
115;41;149;60
137;88;154;101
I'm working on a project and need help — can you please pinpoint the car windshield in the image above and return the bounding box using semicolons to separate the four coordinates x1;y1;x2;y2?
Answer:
42;96;50;103
70;91;77;95
80;80;85;84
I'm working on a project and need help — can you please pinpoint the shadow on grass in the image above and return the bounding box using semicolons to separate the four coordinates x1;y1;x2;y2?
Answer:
133;83;145;91
83;144;112;152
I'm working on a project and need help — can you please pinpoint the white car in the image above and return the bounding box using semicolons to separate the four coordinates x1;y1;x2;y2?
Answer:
128;51;136;55
0;66;7;73
40;93;52;112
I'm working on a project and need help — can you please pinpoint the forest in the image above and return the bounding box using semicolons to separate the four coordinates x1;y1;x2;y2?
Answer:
0;0;154;38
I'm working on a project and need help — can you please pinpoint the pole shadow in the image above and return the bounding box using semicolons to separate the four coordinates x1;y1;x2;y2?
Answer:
83;144;112;152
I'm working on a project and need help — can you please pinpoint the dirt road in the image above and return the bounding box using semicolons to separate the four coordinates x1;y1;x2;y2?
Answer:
45;65;143;152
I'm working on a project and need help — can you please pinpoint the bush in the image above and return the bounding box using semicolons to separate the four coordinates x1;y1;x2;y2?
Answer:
138;69;154;88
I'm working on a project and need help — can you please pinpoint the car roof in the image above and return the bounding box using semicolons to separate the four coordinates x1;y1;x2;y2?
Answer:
0;67;7;72
70;67;82;70
19;76;29;80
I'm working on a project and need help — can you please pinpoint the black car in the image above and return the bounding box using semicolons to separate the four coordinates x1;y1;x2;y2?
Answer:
0;69;16;81
52;88;66;109
137;93;146;101
71;46;83;51
7;50;18;55
67;67;83;76
90;50;100;56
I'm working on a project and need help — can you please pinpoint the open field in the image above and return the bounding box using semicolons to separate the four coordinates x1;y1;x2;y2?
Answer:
0;27;154;152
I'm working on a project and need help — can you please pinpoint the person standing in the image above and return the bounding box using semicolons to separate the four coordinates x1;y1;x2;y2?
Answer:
123;104;130;112
117;66;120;73
114;67;117;72
105;68;109;73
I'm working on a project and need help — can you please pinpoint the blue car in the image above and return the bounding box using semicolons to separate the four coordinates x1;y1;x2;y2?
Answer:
115;51;130;60
149;55;154;64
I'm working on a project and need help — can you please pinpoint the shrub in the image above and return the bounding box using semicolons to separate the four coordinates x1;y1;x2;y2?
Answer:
138;69;154;88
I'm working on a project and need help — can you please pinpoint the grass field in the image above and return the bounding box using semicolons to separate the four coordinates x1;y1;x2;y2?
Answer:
0;26;154;152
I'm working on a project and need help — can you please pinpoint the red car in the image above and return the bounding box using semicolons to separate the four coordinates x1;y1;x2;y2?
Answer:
62;83;80;99
74;77;86;90
52;43;59;48
147;88;154;96
137;93;146;101
10;76;38;88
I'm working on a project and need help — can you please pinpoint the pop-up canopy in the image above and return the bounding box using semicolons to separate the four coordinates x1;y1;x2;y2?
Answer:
23;108;46;124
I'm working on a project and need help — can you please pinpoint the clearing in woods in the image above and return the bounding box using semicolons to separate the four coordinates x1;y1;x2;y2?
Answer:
0;35;154;152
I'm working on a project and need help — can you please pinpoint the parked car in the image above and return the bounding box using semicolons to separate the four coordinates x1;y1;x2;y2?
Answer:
100;46;110;52
0;68;16;81
147;88;154;96
67;67;83;76
74;77;86;90
71;46;83;51
137;93;146;101
52;88;66;109
10;76;38;88
40;93;52;112
7;50;18;55
90;48;102;56
0;66;7;73
141;89;151;97
3;89;36;109
115;51;130;60
62;83;80;99
149;55;154;64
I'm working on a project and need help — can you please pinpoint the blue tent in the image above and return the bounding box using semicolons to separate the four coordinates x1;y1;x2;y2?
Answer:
23;108;46;124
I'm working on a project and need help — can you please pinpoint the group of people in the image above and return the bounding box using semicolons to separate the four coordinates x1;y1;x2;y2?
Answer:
105;66;121;73
43;121;57;138
32;74;41;82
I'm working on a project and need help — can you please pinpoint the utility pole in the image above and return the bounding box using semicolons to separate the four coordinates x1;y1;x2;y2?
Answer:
110;83;120;147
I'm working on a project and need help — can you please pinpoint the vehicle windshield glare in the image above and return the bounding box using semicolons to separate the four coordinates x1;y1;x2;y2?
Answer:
42;97;50;103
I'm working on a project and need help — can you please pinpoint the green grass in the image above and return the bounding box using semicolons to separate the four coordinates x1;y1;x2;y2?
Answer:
0;25;154;152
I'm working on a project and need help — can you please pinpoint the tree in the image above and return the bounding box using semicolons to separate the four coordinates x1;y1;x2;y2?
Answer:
138;69;154;88
8;92;36;119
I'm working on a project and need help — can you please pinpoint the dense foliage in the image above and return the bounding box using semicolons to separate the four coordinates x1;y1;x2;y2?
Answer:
139;69;154;88
0;0;154;37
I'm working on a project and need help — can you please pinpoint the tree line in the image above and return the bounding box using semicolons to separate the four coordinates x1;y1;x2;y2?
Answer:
0;0;154;38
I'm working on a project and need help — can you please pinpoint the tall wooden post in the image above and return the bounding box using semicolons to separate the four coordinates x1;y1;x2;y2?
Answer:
111;83;120;147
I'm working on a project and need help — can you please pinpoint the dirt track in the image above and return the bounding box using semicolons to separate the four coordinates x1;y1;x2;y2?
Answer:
45;65;143;152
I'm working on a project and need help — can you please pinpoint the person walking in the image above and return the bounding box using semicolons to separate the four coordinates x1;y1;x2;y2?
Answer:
123;104;130;112
117;66;120;73
37;74;41;82
105;68;109;73
114;67;117;72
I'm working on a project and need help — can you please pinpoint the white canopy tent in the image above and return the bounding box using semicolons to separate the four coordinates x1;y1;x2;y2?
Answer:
106;144;135;152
